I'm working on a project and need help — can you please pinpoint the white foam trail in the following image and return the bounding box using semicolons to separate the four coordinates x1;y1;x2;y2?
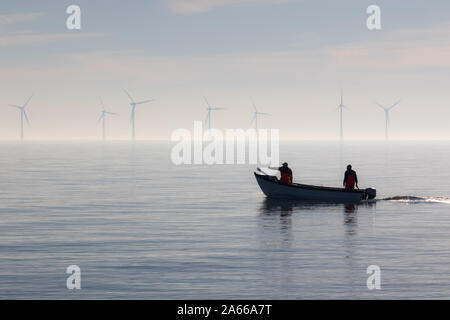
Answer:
383;196;450;204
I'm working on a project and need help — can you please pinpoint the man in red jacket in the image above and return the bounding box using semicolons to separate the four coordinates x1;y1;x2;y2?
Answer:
343;164;358;190
270;162;293;184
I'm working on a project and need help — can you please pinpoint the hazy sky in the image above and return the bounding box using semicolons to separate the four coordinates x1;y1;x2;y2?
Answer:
1;0;450;140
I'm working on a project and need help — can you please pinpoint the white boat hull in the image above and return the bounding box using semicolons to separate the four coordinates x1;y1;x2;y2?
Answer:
254;173;375;203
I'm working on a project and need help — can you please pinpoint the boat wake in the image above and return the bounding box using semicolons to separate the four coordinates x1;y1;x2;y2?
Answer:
382;196;450;204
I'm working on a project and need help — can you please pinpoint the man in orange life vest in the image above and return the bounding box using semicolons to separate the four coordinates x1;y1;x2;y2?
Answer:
343;164;358;190
270;162;293;184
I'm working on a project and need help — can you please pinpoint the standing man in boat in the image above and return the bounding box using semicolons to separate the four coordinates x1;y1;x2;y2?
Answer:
343;164;358;190
270;162;293;184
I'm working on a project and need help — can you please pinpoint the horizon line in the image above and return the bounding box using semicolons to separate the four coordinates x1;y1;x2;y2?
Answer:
0;138;449;143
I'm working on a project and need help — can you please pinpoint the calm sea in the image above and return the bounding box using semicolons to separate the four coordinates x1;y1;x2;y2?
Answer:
0;142;450;299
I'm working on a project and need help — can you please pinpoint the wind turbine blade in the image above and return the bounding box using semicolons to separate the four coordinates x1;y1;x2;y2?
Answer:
105;111;118;115
100;97;105;110
8;104;22;109
203;96;211;108
204;111;210;124
23;111;30;125
389;100;401;110
210;107;225;110
23;94;33;108
134;99;154;105
123;88;135;102
98;114;104;123
375;102;387;110
250;114;256;124
258;112;271;116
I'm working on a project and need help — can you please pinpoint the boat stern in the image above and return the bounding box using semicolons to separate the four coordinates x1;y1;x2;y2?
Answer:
364;188;377;200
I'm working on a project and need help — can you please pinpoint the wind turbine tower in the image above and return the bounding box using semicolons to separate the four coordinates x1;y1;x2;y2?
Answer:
203;96;225;130
337;89;347;141
98;98;118;141
250;97;270;131
123;89;154;141
375;100;401;141
8;94;33;140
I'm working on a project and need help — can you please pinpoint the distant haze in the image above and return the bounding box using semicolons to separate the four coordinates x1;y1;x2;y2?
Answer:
1;0;450;141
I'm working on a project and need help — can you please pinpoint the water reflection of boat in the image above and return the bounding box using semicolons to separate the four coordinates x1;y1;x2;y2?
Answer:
343;204;358;235
344;203;357;213
255;172;376;203
259;197;342;214
259;198;295;215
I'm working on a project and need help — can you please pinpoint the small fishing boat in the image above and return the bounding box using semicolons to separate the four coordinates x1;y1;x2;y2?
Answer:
254;170;376;203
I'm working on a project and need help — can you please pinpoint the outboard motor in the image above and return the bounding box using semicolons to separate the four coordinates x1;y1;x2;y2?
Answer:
364;188;377;200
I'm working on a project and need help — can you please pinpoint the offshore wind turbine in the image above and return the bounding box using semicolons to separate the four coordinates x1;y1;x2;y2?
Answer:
337;89;348;141
8;94;33;140
203;96;225;130
250;97;270;131
123;89;154;141
98;98;118;141
375;100;401;141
